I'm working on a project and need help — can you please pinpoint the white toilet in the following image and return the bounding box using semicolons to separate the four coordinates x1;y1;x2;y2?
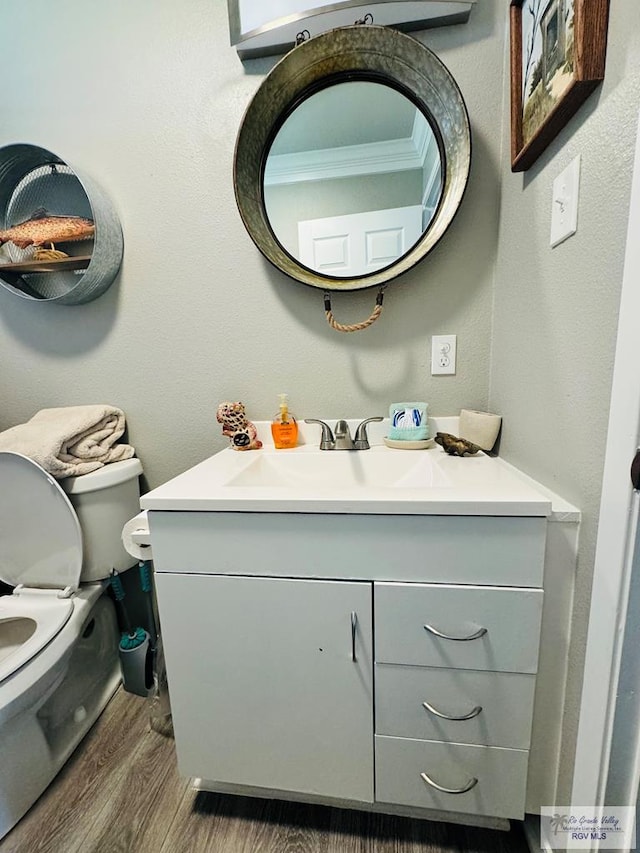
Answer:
0;451;143;841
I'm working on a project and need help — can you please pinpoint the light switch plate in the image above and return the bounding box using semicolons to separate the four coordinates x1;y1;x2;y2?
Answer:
550;154;581;248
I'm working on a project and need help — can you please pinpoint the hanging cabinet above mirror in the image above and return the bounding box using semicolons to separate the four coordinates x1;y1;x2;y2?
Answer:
233;24;471;295
228;0;477;59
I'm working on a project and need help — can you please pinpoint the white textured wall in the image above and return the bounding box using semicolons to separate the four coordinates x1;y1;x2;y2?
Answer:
489;4;640;799
0;0;504;490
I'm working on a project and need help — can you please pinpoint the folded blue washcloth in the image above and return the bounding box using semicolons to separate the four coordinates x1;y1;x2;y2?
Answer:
388;402;429;441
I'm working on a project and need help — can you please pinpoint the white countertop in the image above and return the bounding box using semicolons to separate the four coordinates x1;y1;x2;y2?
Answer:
140;417;558;518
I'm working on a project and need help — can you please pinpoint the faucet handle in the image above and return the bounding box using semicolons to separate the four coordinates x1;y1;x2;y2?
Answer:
304;419;335;450
354;417;384;450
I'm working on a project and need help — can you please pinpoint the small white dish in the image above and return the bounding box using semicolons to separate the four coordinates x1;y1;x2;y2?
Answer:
383;437;435;450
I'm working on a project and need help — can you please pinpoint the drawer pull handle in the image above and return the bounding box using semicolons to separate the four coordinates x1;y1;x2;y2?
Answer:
423;624;488;642
422;701;483;721
351;611;357;662
420;771;478;795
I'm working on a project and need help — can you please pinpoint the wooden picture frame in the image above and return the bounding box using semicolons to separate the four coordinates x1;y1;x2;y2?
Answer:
510;0;610;172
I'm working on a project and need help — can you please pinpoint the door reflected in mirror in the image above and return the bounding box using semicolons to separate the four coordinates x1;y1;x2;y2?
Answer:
263;81;443;279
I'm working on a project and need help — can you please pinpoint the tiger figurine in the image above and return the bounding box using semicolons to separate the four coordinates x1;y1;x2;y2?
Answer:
216;401;263;451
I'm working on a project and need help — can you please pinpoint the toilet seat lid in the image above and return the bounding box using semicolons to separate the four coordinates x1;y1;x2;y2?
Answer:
0;452;82;590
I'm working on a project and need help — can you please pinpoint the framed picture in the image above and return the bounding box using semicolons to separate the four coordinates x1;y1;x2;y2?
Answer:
510;0;610;172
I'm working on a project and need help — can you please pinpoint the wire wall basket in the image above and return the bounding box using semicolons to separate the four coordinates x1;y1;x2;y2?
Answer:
0;144;123;305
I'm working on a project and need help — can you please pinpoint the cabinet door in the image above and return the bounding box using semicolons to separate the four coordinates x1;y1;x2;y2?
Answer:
155;573;374;802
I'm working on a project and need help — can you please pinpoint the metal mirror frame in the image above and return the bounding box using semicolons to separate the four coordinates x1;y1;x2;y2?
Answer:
233;24;471;292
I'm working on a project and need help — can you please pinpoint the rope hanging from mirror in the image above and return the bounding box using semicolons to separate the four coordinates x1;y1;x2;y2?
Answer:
324;287;385;332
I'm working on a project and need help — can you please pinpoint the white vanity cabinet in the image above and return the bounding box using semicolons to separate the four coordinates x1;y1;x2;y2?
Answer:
149;509;547;824
140;426;573;826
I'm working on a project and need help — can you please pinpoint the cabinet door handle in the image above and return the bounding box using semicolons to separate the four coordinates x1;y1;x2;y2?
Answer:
420;771;478;795
422;701;483;721
351;611;357;662
423;624;487;642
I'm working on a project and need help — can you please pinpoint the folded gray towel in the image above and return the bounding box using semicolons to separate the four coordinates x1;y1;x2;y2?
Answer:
0;405;135;479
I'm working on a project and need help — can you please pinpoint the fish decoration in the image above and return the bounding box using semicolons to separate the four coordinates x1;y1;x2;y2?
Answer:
0;208;95;249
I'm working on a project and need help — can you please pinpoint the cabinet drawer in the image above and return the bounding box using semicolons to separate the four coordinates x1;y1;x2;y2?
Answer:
375;583;543;673
375;665;536;749
375;735;528;820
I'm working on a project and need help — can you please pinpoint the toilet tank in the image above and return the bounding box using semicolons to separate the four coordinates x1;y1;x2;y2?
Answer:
61;458;143;581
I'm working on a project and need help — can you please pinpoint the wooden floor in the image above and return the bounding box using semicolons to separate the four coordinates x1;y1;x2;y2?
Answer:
0;689;531;853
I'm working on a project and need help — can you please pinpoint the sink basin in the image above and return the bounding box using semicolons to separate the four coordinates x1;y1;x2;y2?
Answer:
139;418;553;516
225;450;450;489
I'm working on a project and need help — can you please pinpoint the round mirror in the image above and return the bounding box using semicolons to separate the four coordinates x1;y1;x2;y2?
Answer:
234;25;471;292
263;80;443;279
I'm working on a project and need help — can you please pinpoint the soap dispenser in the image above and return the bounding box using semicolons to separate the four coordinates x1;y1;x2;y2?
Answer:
271;393;298;449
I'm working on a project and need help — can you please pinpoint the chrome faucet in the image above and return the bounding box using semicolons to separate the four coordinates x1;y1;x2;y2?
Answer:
334;420;355;451
304;417;383;450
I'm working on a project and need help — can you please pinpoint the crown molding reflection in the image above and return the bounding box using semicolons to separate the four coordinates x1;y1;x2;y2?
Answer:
265;108;439;186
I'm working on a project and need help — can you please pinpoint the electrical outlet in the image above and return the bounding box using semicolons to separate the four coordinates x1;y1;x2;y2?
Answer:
431;334;456;375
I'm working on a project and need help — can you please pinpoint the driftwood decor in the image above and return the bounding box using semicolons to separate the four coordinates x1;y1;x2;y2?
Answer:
510;0;610;172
